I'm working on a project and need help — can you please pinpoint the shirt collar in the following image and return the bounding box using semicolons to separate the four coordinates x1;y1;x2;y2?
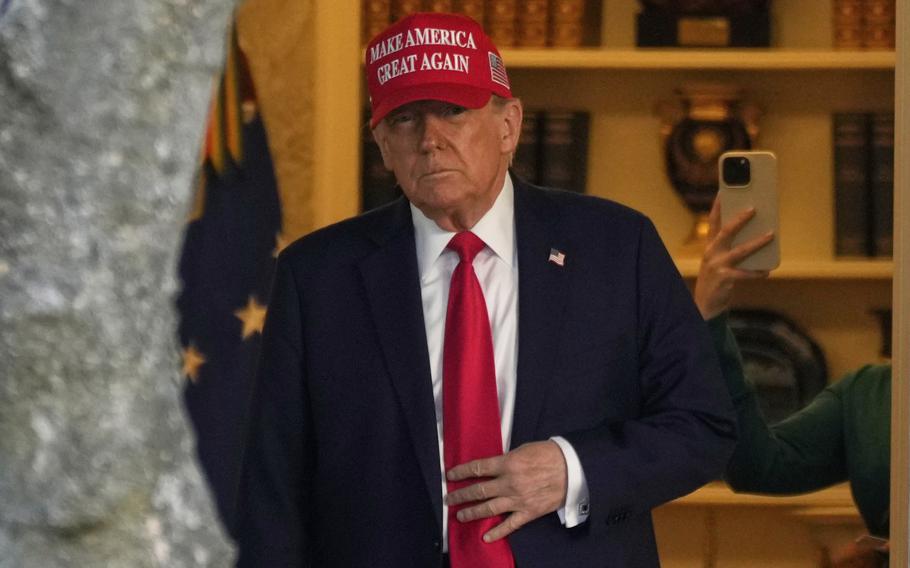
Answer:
411;173;516;280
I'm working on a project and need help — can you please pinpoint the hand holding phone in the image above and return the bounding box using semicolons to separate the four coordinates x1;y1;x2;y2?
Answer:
718;151;781;271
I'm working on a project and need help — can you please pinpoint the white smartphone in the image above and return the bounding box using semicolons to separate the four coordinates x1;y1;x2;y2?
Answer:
718;150;781;271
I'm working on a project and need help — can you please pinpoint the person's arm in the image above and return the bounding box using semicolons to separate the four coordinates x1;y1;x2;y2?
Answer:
694;196;848;493
555;214;739;517
235;255;311;566
708;315;848;493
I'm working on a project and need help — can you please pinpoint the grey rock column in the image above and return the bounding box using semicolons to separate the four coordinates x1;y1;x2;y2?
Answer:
0;1;237;566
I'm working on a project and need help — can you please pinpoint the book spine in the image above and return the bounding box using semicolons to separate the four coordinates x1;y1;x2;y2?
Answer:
570;111;590;194
832;0;865;49
511;110;541;184
863;0;895;49
390;0;424;23
426;0;454;12
540;111;589;193
454;0;485;26
361;108;400;212
517;0;549;47
870;112;894;256
833;112;872;256
872;308;892;359
550;0;585;47
362;0;392;44
486;0;518;47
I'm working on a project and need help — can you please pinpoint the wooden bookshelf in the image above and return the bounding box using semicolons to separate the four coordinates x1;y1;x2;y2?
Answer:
669;481;856;509
675;258;894;279
500;48;895;70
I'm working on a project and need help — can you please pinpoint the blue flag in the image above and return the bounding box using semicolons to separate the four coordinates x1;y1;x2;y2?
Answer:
176;24;282;534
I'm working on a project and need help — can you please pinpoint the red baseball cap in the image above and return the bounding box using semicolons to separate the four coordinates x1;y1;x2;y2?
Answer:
365;12;513;128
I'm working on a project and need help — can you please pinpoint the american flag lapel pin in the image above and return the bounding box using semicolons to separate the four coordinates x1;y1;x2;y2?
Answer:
548;248;566;267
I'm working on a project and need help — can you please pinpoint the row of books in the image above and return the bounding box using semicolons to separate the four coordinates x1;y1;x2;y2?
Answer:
362;0;587;48
833;0;895;49
635;5;771;48
360;109;590;212
512;110;589;194
833;112;893;258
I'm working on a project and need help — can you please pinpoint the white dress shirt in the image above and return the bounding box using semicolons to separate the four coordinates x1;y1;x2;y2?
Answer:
411;173;589;550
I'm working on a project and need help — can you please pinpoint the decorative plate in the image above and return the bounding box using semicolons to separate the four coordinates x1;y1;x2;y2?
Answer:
728;309;828;424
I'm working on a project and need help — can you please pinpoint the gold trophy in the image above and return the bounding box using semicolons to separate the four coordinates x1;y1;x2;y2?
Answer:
656;83;761;253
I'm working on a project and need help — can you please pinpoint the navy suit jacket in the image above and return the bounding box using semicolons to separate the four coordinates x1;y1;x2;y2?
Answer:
236;180;736;567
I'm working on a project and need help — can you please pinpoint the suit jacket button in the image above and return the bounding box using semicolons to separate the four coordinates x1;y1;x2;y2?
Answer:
433;540;441;550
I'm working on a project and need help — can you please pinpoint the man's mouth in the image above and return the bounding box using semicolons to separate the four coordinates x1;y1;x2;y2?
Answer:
422;169;455;179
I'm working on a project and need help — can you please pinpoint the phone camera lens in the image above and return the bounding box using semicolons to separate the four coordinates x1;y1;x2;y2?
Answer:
722;156;751;186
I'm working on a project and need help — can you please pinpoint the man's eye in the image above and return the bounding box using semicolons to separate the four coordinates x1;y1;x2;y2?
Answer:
444;105;467;117
389;113;413;125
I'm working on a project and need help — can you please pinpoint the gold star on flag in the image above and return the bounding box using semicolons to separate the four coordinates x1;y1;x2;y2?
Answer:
273;232;292;258
234;295;267;340
181;344;207;383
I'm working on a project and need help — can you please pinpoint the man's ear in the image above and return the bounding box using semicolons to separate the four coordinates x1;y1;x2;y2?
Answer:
371;124;394;170
499;99;523;155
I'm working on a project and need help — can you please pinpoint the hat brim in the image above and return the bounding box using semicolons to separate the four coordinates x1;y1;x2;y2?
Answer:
369;83;496;128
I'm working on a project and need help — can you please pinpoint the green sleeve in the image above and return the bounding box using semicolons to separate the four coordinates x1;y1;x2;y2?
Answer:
707;314;847;494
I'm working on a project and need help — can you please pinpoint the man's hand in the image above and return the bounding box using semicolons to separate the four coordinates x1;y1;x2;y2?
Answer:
444;440;568;543
693;197;774;320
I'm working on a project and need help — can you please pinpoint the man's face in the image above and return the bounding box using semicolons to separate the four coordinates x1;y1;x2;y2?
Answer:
372;98;522;230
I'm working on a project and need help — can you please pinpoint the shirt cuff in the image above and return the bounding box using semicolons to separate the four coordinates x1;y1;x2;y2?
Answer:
550;436;590;527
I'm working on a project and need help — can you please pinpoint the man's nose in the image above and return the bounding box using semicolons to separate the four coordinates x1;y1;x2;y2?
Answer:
418;114;447;152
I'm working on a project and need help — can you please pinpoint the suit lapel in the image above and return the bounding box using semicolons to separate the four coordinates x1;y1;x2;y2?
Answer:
358;199;443;534
510;183;571;448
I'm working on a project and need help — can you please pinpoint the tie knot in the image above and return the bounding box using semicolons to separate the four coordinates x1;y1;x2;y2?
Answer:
447;231;486;264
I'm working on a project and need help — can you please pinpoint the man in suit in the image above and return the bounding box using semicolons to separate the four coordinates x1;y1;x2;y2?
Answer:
236;12;736;567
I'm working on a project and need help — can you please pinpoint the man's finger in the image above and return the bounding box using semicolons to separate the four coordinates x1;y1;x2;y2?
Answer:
483;511;530;543
447;456;504;482
455;496;513;522
445;478;505;506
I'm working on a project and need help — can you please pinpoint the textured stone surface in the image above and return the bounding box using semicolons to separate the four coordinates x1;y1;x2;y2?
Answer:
0;0;236;565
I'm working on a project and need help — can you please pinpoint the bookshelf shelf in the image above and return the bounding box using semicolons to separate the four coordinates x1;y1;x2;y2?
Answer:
675;258;894;279
360;48;896;71
500;48;895;71
655;482;865;561
665;481;857;509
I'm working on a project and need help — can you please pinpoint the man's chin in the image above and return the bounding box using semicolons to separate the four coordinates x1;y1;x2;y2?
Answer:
414;179;468;205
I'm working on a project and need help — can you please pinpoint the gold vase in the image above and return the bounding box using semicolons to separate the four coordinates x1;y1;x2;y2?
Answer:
656;83;761;254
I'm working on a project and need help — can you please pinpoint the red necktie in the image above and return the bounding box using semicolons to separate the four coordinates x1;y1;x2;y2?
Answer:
443;231;515;568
